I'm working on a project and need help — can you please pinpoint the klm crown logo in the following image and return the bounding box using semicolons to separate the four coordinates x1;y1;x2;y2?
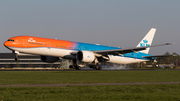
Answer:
143;39;148;43
140;39;150;47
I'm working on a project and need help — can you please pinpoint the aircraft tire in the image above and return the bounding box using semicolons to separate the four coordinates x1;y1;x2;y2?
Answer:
69;65;74;69
95;64;102;70
98;66;102;70
75;65;81;70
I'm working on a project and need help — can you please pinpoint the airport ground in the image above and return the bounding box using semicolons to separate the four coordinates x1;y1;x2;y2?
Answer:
0;70;180;100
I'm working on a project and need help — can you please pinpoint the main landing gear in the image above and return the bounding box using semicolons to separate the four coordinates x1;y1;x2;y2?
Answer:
69;59;81;70
69;60;102;70
89;63;102;70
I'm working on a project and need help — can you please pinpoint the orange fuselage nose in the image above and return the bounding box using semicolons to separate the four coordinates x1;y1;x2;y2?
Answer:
4;41;23;48
4;41;13;47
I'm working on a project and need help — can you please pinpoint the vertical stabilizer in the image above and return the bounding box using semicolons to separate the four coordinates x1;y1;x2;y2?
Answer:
136;28;156;54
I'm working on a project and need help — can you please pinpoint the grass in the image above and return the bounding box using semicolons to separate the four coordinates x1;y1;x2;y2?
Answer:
0;84;180;101
0;70;180;101
0;71;180;84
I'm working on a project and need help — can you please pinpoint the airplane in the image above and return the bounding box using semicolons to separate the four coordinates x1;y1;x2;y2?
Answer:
4;28;174;70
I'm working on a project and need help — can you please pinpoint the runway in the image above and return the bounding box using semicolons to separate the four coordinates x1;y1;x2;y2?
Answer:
0;82;180;87
0;69;180;71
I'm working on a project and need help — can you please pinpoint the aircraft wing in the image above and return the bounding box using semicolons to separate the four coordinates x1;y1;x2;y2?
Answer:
94;43;174;56
94;47;146;56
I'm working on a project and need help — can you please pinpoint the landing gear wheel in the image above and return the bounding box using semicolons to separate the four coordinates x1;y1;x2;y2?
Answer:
69;65;74;69
15;58;19;61
15;54;19;61
89;64;102;70
75;65;81;70
95;64;102;70
97;65;102;70
89;65;95;69
69;59;81;70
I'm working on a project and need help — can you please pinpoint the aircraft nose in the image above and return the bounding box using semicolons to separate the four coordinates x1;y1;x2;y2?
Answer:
4;41;12;47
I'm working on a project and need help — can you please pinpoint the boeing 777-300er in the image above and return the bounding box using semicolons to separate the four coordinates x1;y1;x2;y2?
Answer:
4;28;174;70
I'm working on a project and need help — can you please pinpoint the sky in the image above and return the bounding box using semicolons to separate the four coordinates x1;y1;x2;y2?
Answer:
1;0;180;55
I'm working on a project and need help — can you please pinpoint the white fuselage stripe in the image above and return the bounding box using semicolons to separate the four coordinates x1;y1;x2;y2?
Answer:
9;47;149;64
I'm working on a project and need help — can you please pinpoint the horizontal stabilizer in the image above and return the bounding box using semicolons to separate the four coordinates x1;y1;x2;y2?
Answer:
149;43;175;47
143;54;176;58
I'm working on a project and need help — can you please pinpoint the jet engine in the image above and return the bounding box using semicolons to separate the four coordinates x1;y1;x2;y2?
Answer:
76;51;95;62
41;56;59;63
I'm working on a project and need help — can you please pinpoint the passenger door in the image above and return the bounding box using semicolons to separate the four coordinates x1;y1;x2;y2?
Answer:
23;39;27;47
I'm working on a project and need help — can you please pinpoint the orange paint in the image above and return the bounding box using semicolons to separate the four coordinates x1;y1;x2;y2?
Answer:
4;36;76;49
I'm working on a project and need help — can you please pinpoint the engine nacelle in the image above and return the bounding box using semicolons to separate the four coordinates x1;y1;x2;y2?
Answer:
76;51;95;62
41;56;59;63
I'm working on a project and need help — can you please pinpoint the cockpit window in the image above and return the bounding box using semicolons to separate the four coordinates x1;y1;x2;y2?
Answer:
7;39;14;42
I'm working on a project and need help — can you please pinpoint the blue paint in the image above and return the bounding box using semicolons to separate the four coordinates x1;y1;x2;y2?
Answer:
74;42;153;60
76;42;120;51
140;39;150;47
